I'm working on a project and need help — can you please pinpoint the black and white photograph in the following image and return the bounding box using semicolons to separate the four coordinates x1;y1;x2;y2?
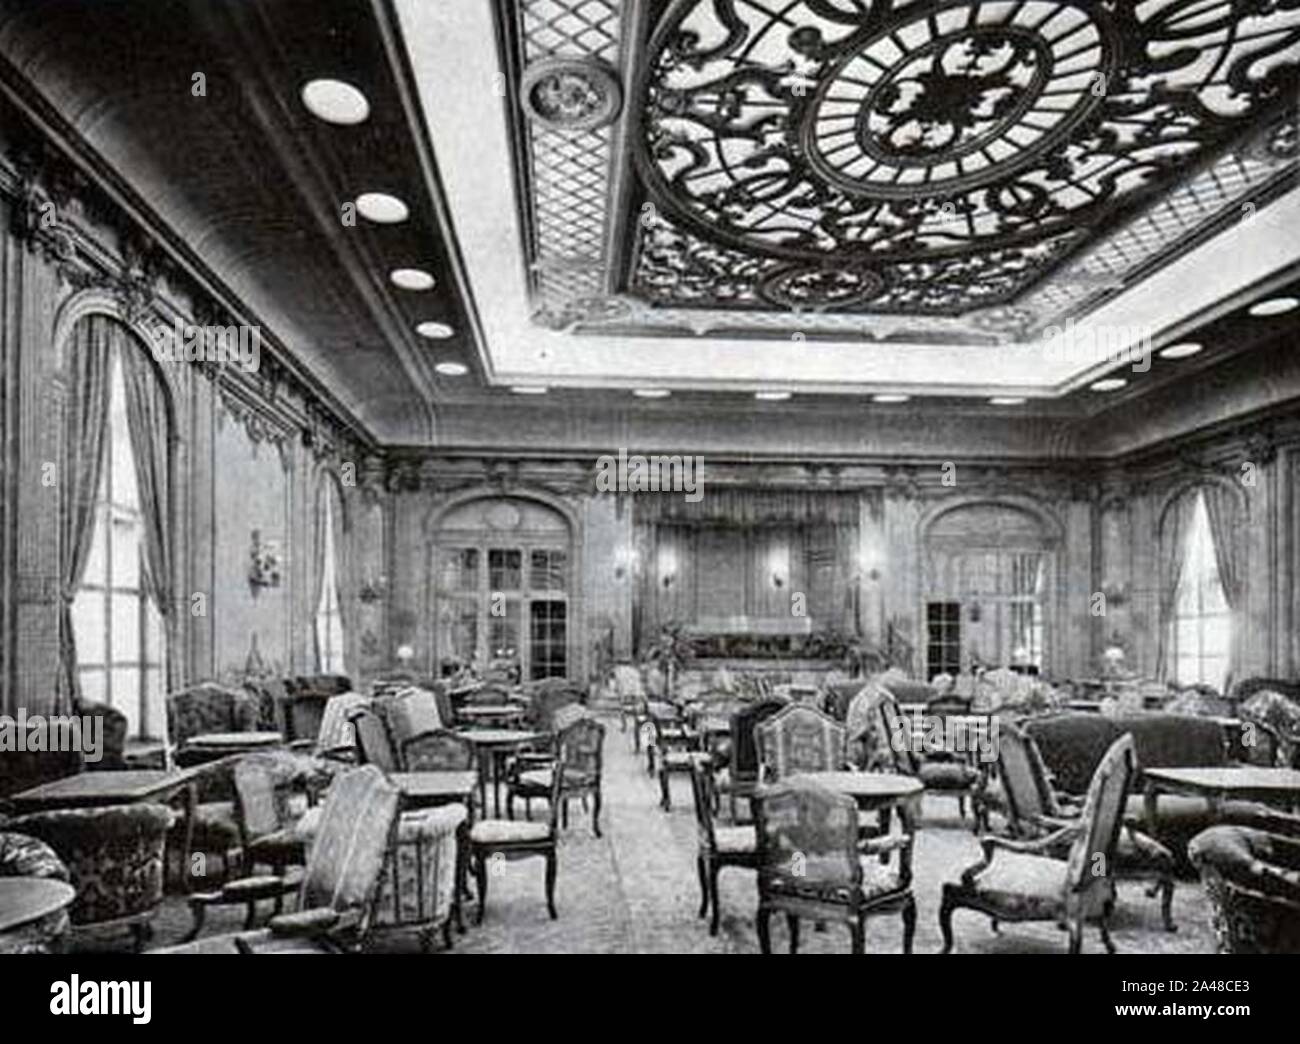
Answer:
0;0;1298;986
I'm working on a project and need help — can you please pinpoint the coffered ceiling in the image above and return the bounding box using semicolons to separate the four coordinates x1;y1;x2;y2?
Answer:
404;0;1300;397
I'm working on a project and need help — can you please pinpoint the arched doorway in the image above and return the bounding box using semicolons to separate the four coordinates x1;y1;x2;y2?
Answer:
920;500;1060;678
429;496;575;681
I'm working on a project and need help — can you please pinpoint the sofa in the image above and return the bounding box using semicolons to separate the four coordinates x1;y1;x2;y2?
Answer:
1024;712;1259;871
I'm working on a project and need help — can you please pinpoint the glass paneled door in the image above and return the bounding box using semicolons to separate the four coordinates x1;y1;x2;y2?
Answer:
435;542;568;680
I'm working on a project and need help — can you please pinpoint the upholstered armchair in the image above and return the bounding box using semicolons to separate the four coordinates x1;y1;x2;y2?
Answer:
1239;688;1300;768
11;803;174;950
370;804;468;952
74;699;129;771
689;755;758;936
755;704;847;781
0;832;72;954
233;764;401;954
939;735;1135;954
183;753;315;940
372;688;443;753
753;778;917;953
1190;823;1300;953
980;722;1177;932
166;682;273;765
877;693;983;821
314;691;370;759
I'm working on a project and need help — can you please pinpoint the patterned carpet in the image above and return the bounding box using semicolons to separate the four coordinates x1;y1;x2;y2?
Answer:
97;714;1217;955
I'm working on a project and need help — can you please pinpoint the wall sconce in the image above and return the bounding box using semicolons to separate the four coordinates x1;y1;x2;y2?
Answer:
1101;582;1129;608
658;546;677;589
771;571;786;589
858;547;882;582
359;571;388;604
396;644;415;668
249;529;283;594
661;571;676;590
613;546;638;582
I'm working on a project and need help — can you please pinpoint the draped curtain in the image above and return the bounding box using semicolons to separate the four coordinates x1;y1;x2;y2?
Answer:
314;477;351;672
57;316;116;709
332;480;356;670
1201;483;1244;611
1156;490;1198;680
119;346;174;687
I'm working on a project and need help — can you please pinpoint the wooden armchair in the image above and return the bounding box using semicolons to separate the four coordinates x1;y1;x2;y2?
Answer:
717;698;786;821
940;734;1135;954
507;716;605;835
981;721;1177;931
348;707;400;774
754;778;917;953
401;728;476;772
877;693;983;822
232;765;401;953
646;701;700;810
689;754;758;936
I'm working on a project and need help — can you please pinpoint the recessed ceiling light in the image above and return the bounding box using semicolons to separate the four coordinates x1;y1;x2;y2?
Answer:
416;321;454;339
989;397;1027;405
435;362;468;377
301;79;370;125
872;394;910;404
1091;378;1128;392
633;389;670;399
755;391;792;401
510;385;548;395
391;268;436;291
355;192;409;224
1159;342;1203;359
1248;296;1299;317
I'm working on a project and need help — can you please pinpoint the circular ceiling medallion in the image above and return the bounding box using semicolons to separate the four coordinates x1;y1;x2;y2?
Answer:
520;58;622;131
805;6;1112;198
758;265;886;309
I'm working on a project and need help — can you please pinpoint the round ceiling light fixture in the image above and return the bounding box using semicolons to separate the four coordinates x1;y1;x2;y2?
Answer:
434;361;468;377
391;268;436;291
872;394;910;404
755;391;792;401
1159;342;1203;359
355;192;409;224
510;385;549;395
1091;378;1128;392
416;321;454;339
633;389;670;399
1248;296;1299;317
989;396;1027;405
301;79;370;125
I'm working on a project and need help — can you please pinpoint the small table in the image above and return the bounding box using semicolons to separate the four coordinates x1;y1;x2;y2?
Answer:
457;730;544;818
457;705;525;727
0;878;77;935
1144;767;1300;828
185;731;284;756
8;769;201;891
785;772;923;814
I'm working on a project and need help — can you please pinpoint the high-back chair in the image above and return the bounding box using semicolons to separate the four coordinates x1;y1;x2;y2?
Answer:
720;698;786;820
754;704;846;782
233;765;401;953
753;778;916;954
939;734;1135;954
348;708;399;774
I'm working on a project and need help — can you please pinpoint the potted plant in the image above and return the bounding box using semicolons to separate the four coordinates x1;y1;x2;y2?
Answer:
642;622;692;700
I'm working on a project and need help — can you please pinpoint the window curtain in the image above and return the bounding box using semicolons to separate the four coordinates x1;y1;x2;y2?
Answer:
314;477;351;672
1201;484;1244;611
119;346;174;685
332;481;356;669
57;316;116;709
1156;490;1197;680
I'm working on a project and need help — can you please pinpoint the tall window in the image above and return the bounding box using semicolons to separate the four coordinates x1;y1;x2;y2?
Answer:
71;351;165;736
1170;492;1230;691
315;485;345;674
